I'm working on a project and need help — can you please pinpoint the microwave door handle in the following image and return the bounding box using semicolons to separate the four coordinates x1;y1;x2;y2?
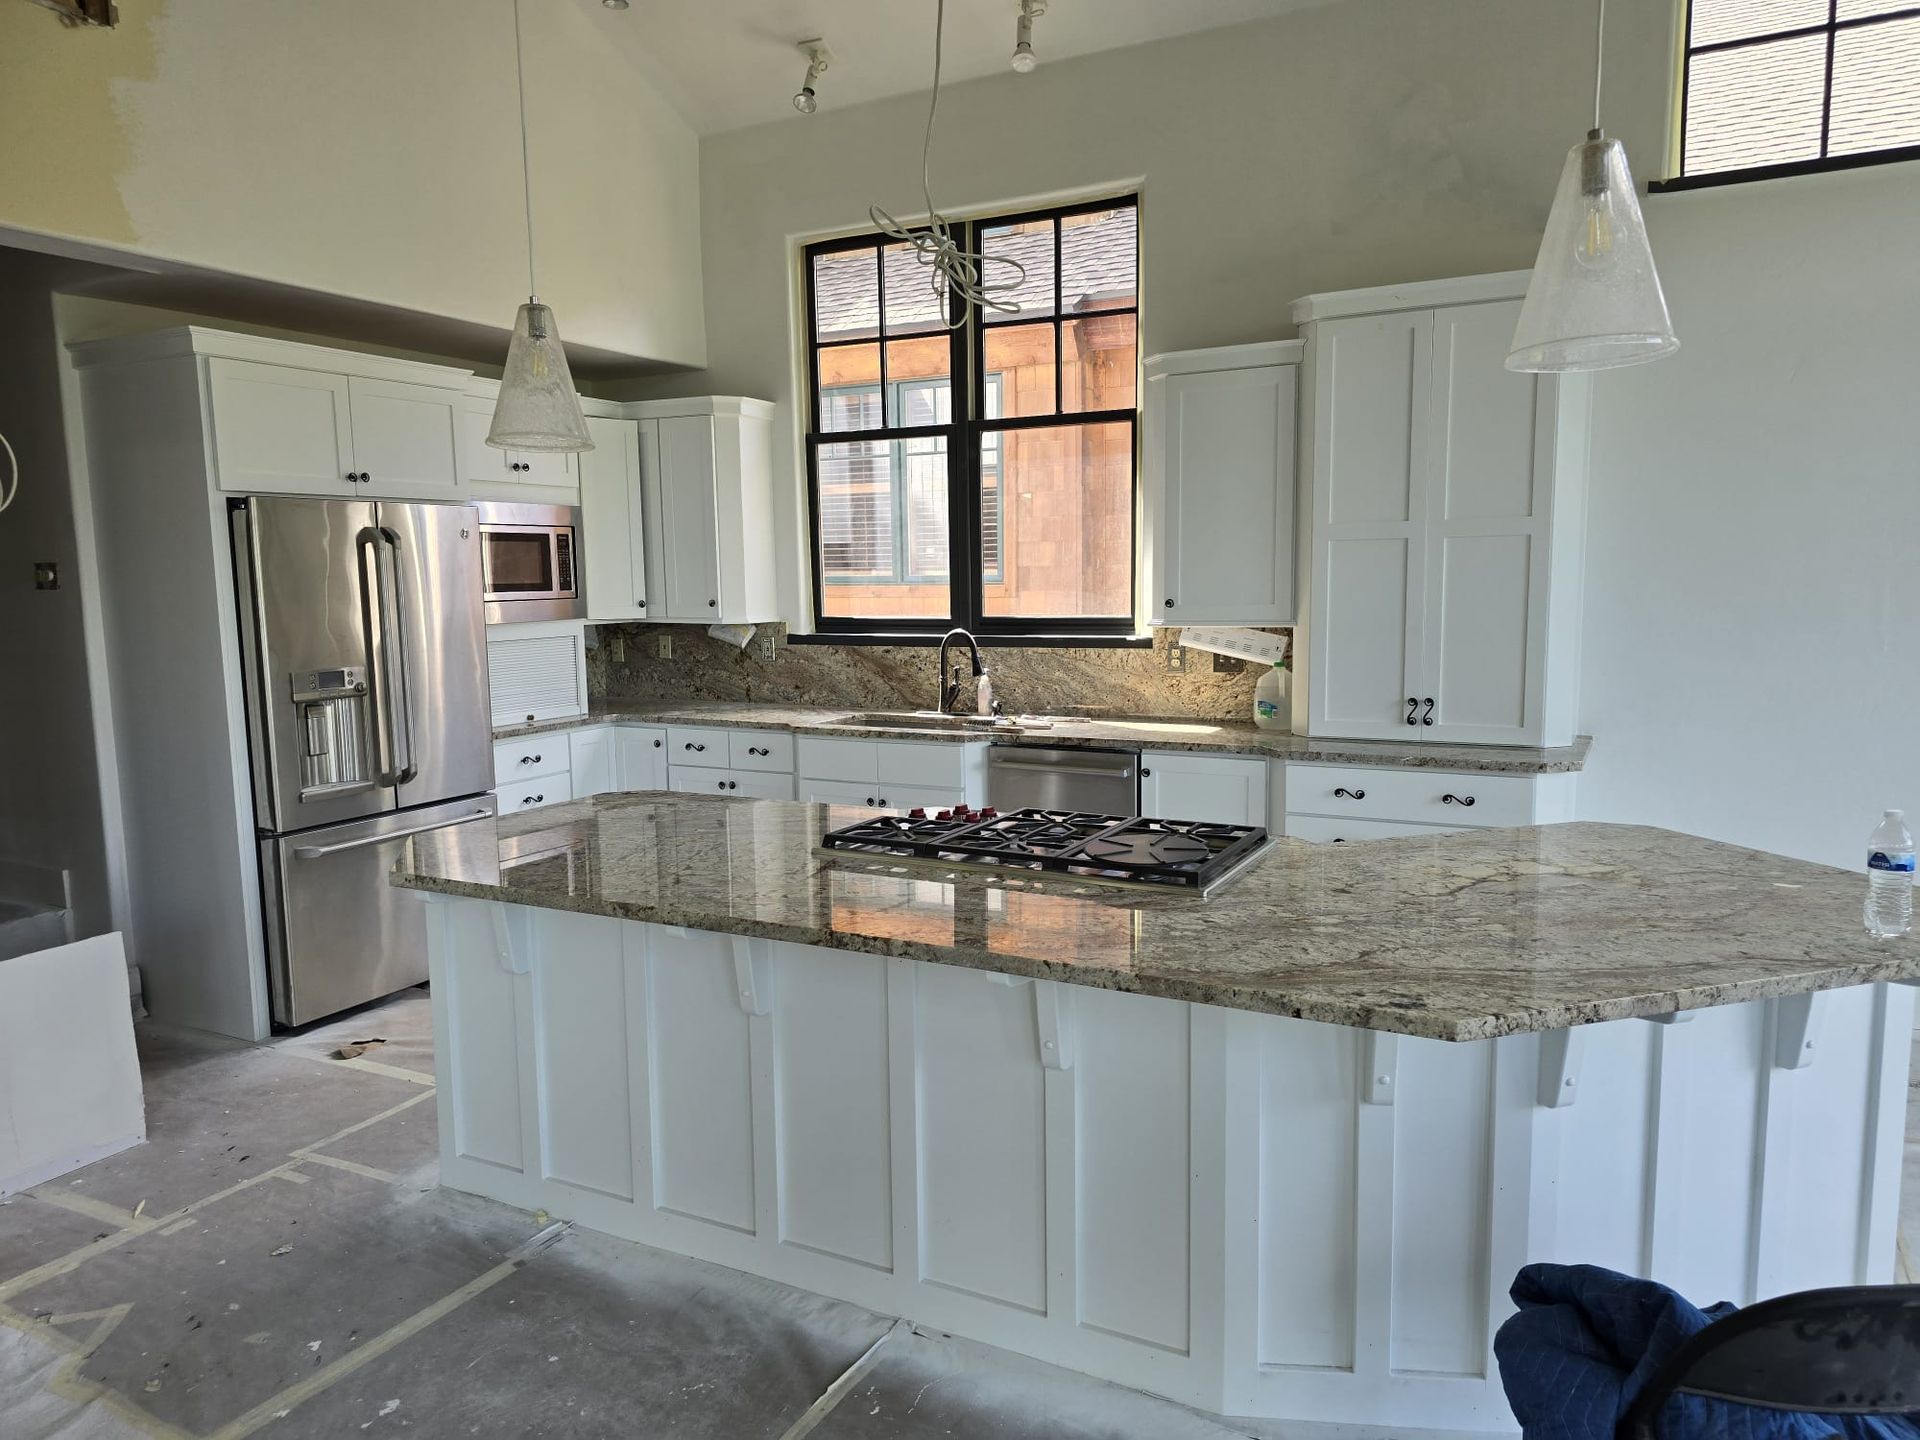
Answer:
376;527;416;785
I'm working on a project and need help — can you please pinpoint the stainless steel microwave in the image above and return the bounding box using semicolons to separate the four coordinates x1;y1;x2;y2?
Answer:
473;501;583;624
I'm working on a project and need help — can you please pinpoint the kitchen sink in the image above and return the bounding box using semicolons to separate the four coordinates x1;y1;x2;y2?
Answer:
836;710;1049;733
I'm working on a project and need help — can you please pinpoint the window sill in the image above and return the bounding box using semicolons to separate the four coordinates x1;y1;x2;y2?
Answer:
788;631;1153;650
1649;144;1920;194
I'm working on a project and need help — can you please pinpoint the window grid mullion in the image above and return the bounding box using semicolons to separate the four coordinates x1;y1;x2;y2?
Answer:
1819;0;1838;161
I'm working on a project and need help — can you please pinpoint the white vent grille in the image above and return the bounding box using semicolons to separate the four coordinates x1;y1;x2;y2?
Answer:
487;633;584;727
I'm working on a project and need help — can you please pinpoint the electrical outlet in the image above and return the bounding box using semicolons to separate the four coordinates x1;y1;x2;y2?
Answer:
657;633;672;660
1212;652;1245;674
759;631;777;663
1166;643;1186;673
609;632;625;663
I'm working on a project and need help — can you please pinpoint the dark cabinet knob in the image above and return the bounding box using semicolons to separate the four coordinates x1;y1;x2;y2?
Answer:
708;599;717;608
1333;787;1365;800
1421;697;1435;726
652;738;662;748
638;600;646;608
727;780;738;791
1164;598;1174;608
867;797;877;806
1441;793;1476;807
1140;767;1152;778
716;780;726;790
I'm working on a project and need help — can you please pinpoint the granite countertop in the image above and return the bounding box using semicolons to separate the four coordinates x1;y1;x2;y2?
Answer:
493;701;1591;776
391;794;1912;1042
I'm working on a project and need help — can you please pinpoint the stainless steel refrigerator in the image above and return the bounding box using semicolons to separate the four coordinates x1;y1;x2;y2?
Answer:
230;496;496;1027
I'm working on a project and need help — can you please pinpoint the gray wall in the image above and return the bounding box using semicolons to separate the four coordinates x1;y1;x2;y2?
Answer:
610;0;1677;624
0;252;118;936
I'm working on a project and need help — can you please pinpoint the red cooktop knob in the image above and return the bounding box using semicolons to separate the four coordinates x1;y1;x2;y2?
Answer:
936;810;952;821
979;807;998;819
909;808;927;819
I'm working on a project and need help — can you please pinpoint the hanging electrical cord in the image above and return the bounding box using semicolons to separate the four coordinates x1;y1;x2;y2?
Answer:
0;430;18;517
868;0;1026;328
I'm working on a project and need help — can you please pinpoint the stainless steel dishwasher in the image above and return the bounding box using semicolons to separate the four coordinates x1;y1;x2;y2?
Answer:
987;746;1140;816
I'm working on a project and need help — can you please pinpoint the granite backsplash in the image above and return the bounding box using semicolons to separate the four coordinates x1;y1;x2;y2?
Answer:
586;623;1288;722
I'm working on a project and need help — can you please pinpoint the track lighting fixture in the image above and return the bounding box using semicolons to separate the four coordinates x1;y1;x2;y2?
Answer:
1011;0;1045;72
794;39;830;115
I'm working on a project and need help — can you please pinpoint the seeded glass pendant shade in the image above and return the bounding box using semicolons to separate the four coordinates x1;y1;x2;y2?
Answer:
1507;0;1678;374
487;299;592;451
1506;130;1678;372
489;0;594;454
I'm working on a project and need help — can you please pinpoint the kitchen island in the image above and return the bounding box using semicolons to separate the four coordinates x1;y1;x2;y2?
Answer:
393;795;1917;1432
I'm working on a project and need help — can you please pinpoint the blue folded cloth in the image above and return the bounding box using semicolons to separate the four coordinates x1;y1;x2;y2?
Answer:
1494;1263;1920;1440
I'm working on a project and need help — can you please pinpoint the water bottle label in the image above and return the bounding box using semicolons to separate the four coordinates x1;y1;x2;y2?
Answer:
1256;700;1279;720
1869;850;1917;873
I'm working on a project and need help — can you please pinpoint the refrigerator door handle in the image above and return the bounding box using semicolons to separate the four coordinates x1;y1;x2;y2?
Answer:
358;527;416;787
376;527;418;785
290;807;494;860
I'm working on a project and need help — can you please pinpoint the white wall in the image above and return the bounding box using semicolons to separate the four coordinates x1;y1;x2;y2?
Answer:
0;253;121;940
626;0;1675;626
0;0;705;367
1578;162;1920;870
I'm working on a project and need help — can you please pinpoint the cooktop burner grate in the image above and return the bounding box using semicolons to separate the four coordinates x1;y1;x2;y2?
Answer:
820;806;1270;893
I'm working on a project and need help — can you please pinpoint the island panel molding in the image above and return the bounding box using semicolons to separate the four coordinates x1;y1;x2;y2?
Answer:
394;795;1920;1041
420;895;1913;1431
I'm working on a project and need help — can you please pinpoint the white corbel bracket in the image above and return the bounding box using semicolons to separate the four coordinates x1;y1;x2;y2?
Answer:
1537;1027;1586;1109
491;902;530;975
731;936;772;1016
1032;980;1073;1071
1363;1031;1398;1105
1771;991;1824;1070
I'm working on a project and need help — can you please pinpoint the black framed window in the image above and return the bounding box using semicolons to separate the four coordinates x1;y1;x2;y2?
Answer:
803;195;1139;638
1661;0;1920;189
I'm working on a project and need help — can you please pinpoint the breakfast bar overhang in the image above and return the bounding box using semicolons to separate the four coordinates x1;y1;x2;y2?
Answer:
394;795;1920;1433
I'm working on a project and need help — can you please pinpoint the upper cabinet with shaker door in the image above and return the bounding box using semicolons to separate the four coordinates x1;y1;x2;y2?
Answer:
455;392;580;501
1292;273;1589;747
1145;341;1302;627
578;413;651;623
206;357;463;500
632;396;778;625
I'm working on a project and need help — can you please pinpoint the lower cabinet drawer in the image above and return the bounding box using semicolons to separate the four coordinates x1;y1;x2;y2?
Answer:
876;740;967;790
797;736;877;784
666;726;731;768
492;734;570;786
1285;814;1463;844
729;730;794;773
669;766;794;799
1284;764;1535;828
496;774;573;814
802;780;962;813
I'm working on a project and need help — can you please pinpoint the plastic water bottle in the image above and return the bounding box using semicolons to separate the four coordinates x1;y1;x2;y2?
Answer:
1865;809;1915;938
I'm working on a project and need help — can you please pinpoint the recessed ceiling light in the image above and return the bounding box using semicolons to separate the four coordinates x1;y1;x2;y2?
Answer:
603;0;629;9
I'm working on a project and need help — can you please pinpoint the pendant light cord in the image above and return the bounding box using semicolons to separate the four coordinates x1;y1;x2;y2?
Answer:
868;0;1025;327
1592;0;1606;133
512;0;538;299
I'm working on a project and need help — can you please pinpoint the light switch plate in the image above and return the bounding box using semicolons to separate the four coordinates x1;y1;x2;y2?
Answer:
657;633;672;660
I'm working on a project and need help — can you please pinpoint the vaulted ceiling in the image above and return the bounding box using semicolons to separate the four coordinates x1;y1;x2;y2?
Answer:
571;0;1341;135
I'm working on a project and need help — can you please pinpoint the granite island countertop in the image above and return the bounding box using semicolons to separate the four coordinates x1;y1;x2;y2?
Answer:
493;701;1591;775
391;793;1912;1041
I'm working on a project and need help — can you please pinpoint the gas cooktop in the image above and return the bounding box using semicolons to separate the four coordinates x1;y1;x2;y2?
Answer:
819;806;1271;896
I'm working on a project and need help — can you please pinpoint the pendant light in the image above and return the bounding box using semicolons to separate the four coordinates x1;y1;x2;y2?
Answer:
488;0;593;453
1507;0;1678;373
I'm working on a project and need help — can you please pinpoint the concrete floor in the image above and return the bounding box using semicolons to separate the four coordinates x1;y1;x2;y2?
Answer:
5;995;1917;1439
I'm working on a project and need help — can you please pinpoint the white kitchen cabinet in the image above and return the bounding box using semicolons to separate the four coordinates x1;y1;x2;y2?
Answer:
615;727;668;792
456;395;578;497
801;779;964;813
796;736;985;806
633;398;777;625
569;727;615;800
1138;751;1269;827
343;376;463;499
496;773;572;814
1294;275;1589;747
578;415;650;622
207;359;354;495
205;358;463;499
1145;342;1301;627
1283;760;1576;842
670;766;794;800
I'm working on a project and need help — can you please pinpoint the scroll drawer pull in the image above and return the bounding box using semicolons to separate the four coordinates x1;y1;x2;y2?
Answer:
1333;787;1366;801
1441;793;1476;807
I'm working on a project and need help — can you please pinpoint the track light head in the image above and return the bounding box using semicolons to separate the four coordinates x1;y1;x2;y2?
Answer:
794;39;831;115
1011;0;1044;72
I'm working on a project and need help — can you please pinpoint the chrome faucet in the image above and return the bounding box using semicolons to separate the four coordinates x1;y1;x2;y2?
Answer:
936;627;988;715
